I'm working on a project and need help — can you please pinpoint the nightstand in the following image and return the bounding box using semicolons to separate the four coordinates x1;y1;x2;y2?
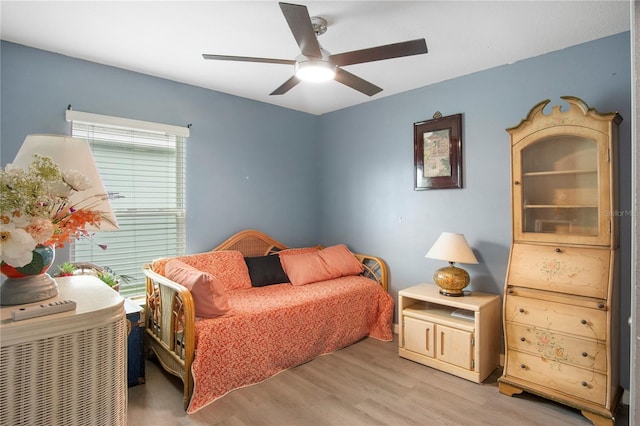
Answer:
398;283;501;383
0;276;127;424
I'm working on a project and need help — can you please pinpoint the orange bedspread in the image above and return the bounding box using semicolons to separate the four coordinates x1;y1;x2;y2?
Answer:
188;275;394;413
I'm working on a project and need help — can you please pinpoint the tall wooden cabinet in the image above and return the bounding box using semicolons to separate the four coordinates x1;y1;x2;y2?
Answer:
498;97;622;426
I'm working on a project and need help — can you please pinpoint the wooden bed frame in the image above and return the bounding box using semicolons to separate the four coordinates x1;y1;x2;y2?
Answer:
143;229;389;410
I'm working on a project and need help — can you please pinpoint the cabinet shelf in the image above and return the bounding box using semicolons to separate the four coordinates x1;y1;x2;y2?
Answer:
523;169;597;177
404;302;475;332
524;204;598;209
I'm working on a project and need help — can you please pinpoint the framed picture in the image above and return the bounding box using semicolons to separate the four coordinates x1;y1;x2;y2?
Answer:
414;113;463;190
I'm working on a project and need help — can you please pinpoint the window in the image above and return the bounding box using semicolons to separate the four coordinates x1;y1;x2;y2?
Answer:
66;110;188;297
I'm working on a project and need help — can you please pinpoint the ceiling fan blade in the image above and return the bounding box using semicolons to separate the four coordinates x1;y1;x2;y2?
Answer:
279;2;322;58
202;54;295;65
334;68;382;97
330;38;428;66
270;75;302;95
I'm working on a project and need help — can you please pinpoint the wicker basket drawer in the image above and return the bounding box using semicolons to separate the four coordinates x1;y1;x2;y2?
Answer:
505;350;607;406
505;322;607;372
507;243;611;299
505;295;606;341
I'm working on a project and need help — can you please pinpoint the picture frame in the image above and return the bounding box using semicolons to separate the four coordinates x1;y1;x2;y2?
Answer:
414;113;463;190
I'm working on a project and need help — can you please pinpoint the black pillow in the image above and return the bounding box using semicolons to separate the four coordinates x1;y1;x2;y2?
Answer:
244;255;290;287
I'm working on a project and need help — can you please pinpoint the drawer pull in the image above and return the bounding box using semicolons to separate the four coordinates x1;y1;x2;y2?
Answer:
520;337;526;342
514;181;520;185
518;308;525;314
507;289;513;295
582;352;588;357
581;381;588;387
520;364;527;369
581;319;588;325
598;302;605;309
555;248;562;253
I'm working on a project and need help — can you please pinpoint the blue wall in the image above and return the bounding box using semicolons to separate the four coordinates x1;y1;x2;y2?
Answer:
318;32;632;388
0;41;320;252
1;32;632;388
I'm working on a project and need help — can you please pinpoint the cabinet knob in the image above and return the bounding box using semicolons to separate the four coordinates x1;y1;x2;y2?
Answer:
555;248;562;253
520;337;526;342
581;319;588;325
598;302;605;309
520;364;526;369
507;289;514;295
514;181;520;186
582;352;588;357
581;381;588;387
519;308;525;314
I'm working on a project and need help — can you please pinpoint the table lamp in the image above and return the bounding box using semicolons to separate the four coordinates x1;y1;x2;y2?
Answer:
425;232;478;296
1;134;118;305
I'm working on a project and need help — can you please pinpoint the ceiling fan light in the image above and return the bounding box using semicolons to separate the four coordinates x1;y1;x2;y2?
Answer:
295;60;336;82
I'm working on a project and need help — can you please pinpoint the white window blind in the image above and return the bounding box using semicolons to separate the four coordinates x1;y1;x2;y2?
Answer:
66;110;187;297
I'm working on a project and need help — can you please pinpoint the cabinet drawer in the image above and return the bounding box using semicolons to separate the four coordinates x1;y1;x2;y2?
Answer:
403;316;435;358
505;350;607;405
505;323;606;372
505;295;606;340
507;243;611;299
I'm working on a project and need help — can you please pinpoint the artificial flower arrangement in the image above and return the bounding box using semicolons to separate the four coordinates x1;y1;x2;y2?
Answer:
0;154;113;268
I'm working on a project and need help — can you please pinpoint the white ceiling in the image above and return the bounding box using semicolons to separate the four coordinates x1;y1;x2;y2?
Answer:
0;1;631;115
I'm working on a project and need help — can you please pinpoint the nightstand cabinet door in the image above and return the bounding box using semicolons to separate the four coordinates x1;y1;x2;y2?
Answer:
436;324;473;370
404;316;435;358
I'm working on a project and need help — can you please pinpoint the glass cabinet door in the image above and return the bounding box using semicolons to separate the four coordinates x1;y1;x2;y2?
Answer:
513;134;611;246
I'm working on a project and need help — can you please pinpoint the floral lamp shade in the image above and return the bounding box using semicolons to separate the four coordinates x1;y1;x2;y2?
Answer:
12;134;119;231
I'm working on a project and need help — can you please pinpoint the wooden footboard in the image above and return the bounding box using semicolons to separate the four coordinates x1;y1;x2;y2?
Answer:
144;229;388;410
144;266;195;410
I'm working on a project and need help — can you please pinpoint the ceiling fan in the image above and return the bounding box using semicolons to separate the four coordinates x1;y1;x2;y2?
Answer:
202;2;428;96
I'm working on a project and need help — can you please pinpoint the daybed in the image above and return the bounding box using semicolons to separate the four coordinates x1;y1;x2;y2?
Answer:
143;229;394;413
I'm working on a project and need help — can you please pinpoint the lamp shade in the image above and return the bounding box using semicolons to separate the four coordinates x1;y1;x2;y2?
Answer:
425;232;478;264
11;134;119;231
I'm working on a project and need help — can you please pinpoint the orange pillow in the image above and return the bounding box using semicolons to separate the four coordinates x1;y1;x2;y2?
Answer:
165;260;230;318
280;244;363;286
277;246;321;256
154;250;252;291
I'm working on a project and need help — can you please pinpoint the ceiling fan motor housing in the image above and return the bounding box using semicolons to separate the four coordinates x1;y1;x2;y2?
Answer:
311;16;327;36
295;48;336;82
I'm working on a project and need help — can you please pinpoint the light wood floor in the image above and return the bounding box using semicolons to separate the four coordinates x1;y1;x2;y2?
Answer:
127;335;628;426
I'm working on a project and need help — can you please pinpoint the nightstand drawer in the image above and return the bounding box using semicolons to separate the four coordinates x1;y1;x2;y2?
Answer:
505;350;607;406
507;243;610;299
505;295;606;340
505;323;606;372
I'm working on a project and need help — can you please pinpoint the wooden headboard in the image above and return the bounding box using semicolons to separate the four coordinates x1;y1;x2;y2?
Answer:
212;229;291;256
